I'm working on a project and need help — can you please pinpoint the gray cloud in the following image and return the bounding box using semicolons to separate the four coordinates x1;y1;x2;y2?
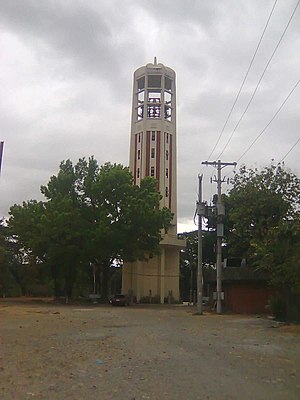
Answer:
0;0;299;232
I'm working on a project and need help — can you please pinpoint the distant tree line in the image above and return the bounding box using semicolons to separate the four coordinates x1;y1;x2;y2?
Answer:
0;158;172;302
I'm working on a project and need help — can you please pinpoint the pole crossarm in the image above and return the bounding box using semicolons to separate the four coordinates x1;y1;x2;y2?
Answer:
202;160;237;168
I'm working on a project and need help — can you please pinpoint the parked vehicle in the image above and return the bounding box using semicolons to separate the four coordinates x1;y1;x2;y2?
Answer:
110;294;130;306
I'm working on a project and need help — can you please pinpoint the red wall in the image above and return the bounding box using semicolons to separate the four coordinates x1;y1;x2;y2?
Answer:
224;283;271;314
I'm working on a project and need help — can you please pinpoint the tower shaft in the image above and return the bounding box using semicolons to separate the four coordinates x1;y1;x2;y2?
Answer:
122;60;185;303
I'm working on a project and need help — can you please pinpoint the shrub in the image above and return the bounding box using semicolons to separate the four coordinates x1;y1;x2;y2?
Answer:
139;295;160;304
269;296;287;321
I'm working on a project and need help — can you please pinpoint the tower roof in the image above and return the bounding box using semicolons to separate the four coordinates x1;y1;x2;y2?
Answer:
135;60;175;78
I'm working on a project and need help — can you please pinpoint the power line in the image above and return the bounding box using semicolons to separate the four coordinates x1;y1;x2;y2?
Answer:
0;141;4;175
217;0;300;159
206;0;278;162
280;137;300;163
237;79;300;162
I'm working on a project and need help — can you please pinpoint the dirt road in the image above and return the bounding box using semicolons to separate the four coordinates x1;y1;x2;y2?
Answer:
0;300;299;400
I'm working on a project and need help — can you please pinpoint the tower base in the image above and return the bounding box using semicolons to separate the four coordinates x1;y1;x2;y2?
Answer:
122;234;185;304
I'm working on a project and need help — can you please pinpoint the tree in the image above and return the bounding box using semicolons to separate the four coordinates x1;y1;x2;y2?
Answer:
0;220;14;297
7;201;51;296
40;159;91;298
8;157;172;300
79;161;172;299
255;218;300;321
179;230;216;301
225;164;300;261
224;163;300;320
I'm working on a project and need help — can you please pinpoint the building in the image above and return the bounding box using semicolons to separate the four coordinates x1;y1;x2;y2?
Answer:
122;59;185;303
204;266;272;314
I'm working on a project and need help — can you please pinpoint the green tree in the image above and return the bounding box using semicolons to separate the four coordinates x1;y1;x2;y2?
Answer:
0;220;14;297
179;230;216;301
40;159;90;298
224;164;300;320
7;201;50;296
81;161;173;299
255;218;300;321
225;164;300;261
8;157;172;301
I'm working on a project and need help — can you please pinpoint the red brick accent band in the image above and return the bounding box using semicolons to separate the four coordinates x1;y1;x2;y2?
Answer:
134;134;137;184
146;130;150;176
169;134;172;209
156;131;160;190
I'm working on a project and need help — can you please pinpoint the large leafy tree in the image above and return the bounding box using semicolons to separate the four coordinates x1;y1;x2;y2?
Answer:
79;161;172;299
255;218;300;290
7;201;51;295
0;220;14;296
40;160;90;298
254;217;300;320
9;200;89;299
224;164;300;319
8;157;172;300
225;164;300;261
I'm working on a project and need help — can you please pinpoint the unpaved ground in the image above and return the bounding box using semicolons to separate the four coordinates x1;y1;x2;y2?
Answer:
0;299;299;400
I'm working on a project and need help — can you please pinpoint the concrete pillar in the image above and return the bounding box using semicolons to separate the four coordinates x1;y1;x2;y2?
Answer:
160;248;165;304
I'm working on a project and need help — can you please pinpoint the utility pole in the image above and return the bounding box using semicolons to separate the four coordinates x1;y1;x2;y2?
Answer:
202;160;237;314
196;174;204;315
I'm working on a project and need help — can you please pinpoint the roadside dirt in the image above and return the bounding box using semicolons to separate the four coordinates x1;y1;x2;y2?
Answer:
0;299;299;400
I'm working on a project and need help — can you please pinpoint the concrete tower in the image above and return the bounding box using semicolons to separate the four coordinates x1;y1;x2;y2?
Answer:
122;59;185;303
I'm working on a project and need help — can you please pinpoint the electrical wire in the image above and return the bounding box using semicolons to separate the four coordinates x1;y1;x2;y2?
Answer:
280;137;300;163
206;0;278;161
217;0;300;159
237;79;300;162
193;205;198;226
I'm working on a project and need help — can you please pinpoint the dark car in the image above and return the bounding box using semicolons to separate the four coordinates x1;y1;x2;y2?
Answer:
110;294;130;306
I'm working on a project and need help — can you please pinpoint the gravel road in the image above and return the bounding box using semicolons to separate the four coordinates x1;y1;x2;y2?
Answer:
0;300;299;400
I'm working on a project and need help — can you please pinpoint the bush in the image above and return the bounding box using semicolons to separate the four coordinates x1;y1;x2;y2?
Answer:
139;295;161;304
269;296;287;321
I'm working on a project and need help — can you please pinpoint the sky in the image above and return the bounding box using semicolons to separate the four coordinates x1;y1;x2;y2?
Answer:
0;0;299;233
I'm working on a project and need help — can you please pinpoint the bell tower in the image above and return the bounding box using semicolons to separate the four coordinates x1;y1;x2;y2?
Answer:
122;59;185;303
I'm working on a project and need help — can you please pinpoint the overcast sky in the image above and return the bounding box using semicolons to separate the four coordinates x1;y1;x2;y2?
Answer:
0;0;299;232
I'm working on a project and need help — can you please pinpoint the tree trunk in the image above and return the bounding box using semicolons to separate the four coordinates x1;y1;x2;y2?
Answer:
9;267;26;296
100;262;110;302
286;289;300;323
65;265;75;302
51;264;61;299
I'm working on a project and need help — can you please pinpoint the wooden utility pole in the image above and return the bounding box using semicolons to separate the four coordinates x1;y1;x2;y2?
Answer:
202;160;237;314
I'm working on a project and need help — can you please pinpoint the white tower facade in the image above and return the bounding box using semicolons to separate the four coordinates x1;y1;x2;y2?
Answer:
122;59;185;303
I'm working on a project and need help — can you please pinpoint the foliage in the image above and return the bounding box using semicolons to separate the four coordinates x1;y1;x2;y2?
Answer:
268;296;287;322
225;164;300;320
225;164;300;261
7;157;172;300
179;230;216;301
0;220;15;296
255;218;300;292
0;218;47;296
255;217;300;321
139;295;161;304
